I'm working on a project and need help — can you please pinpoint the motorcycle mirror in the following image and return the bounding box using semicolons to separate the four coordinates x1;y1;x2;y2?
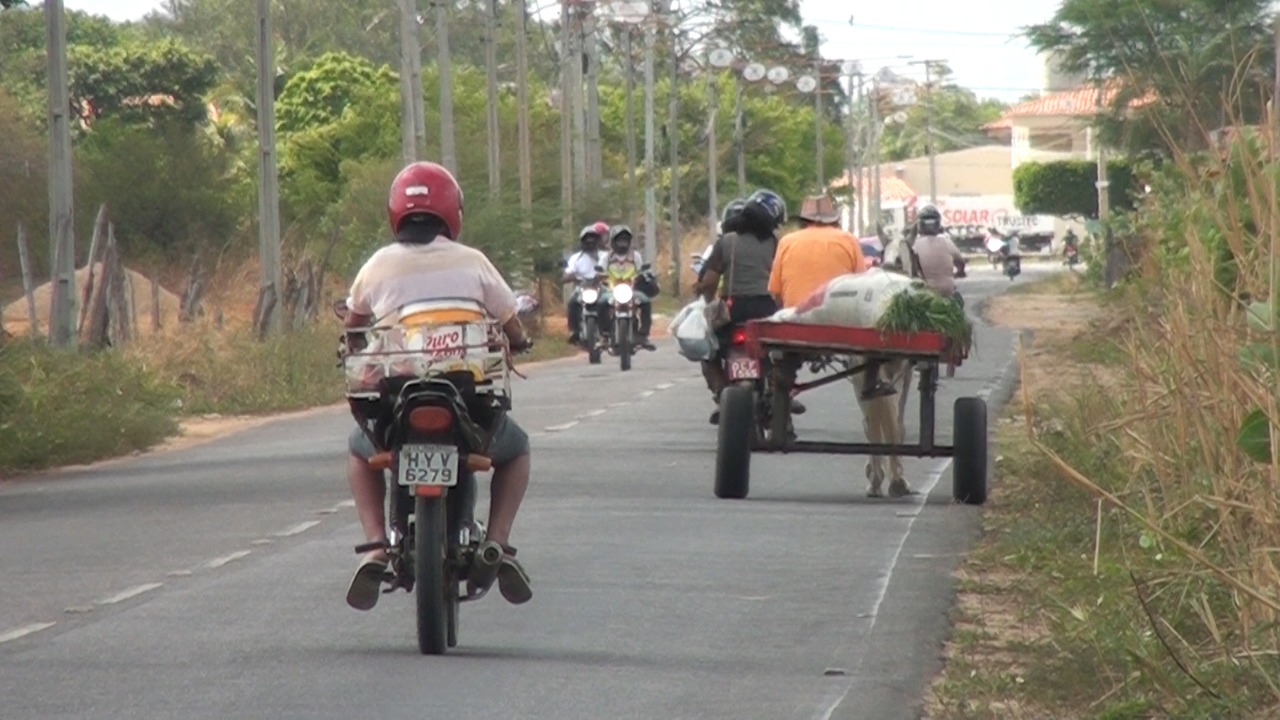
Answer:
640;263;652;271
594;265;605;273
333;299;349;319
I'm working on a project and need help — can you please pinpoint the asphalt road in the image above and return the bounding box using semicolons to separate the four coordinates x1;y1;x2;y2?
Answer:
0;265;1056;720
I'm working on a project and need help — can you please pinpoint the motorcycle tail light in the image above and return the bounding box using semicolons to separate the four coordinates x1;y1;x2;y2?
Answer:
408;406;453;434
731;327;748;345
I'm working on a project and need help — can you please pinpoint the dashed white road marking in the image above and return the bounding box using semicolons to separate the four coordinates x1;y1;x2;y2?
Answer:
274;520;321;537
316;507;337;515
166;569;193;578
335;499;356;508
544;421;579;432
654;382;675;390
638;390;655;398
581;409;607;418
64;606;93;615
0;622;56;644
204;550;252;569
608;401;631;408
97;583;163;605
251;538;273;546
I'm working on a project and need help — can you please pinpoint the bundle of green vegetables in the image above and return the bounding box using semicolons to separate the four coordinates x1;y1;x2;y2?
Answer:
875;288;974;351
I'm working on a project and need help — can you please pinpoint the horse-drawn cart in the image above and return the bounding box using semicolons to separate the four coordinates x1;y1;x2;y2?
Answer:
713;318;988;505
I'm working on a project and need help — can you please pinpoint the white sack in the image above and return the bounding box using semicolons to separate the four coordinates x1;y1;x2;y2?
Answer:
670;297;717;361
771;268;917;328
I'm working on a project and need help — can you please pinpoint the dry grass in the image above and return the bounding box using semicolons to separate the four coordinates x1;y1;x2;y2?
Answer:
925;129;1280;718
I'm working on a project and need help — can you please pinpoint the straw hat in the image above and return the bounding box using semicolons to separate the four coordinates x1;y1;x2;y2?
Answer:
798;194;841;224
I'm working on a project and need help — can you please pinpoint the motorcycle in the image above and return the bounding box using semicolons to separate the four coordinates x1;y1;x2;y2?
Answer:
1003;252;1022;280
1063;244;1080;267
717;323;785;452
596;262;653;372
336;297;521;656
573;276;607;365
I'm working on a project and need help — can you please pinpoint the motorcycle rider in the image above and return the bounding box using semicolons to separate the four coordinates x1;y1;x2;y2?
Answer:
342;160;534;611
698;189;805;425
602;224;657;350
908;204;967;300
563;222;609;344
767;194;872;397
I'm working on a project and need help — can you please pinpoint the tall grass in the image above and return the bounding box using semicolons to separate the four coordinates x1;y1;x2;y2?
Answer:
0;338;179;473
1018;120;1280;714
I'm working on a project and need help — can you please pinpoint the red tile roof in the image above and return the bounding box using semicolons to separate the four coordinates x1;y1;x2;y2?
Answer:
983;81;1156;130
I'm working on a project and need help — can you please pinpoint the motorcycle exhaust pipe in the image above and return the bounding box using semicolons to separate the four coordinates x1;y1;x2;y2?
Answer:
468;540;504;590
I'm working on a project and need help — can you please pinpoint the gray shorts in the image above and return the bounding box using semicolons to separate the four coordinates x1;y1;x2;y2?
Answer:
348;412;530;466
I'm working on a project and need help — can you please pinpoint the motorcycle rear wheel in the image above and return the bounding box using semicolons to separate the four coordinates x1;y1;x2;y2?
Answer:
414;496;451;655
618;316;633;371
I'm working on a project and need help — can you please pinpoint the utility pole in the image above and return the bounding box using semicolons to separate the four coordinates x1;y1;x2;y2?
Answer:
583;0;602;184
408;1;425;158
515;0;533;224
734;77;745;193
667;23;681;295
869;79;882;230
1094;71;1112;286
911;58;943;203
642;0;658;263
558;0;573;230
807;26;824;192
483;0;500;197
398;0;419;164
255;0;282;334
706;67;718;238
624;28;637;190
844;69;861;232
45;0;75;348
436;0;457;174
569;3;586;192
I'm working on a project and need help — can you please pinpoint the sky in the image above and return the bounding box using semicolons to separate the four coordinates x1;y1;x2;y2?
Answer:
61;0;1065;104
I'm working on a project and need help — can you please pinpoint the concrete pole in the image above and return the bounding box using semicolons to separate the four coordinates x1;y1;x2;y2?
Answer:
398;0;419;164
706;68;718;238
870;79;882;229
584;1;602;184
814;59;824;191
569;3;586;192
843;70;857;232
255;0;282;334
734;76;745;192
642;6;657;263
515;0;533;223
45;0;76;347
484;0;501;197
667;25;680;295
559;0;574;230
624;29;637;190
436;0;457;174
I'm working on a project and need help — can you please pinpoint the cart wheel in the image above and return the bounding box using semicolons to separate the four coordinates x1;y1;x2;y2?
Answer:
952;396;988;505
714;384;754;499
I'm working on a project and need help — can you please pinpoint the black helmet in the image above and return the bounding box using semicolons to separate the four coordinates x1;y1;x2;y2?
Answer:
916;205;942;236
746;189;787;227
720;198;746;234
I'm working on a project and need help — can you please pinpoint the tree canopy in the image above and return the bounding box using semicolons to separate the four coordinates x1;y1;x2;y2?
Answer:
1024;0;1275;154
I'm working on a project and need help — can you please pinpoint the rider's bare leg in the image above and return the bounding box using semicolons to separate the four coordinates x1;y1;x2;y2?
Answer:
348;453;388;551
346;452;390;611
485;452;529;548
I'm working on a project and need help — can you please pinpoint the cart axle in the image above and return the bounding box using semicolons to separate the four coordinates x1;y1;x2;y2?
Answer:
760;440;956;459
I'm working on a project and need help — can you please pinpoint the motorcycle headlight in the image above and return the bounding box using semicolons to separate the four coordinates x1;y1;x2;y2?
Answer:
612;283;634;304
581;288;599;304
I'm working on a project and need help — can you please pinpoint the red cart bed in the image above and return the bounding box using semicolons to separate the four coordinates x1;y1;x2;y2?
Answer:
743;320;949;360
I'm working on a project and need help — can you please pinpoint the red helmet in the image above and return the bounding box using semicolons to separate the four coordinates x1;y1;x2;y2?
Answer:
387;161;464;240
591;221;609;236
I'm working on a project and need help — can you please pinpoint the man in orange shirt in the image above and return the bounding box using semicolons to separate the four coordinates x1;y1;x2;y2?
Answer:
768;194;865;308
769;194;887;400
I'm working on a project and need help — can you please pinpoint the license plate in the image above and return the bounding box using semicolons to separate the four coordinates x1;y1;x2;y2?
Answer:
727;357;760;380
396;444;459;487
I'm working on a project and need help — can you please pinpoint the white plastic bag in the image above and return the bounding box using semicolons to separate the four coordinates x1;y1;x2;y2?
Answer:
782;268;917;328
670;297;717;361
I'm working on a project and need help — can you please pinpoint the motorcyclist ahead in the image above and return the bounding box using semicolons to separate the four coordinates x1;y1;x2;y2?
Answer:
697;189;805;425
907;204;967;300
602;224;657;350
342;160;534;611
564;222;608;344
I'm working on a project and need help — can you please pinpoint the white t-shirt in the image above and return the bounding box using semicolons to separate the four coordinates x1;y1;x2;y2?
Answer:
347;238;518;323
565;249;605;282
912;233;964;296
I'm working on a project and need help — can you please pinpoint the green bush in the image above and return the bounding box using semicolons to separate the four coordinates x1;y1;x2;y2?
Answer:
1013;159;1139;217
0;339;179;473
